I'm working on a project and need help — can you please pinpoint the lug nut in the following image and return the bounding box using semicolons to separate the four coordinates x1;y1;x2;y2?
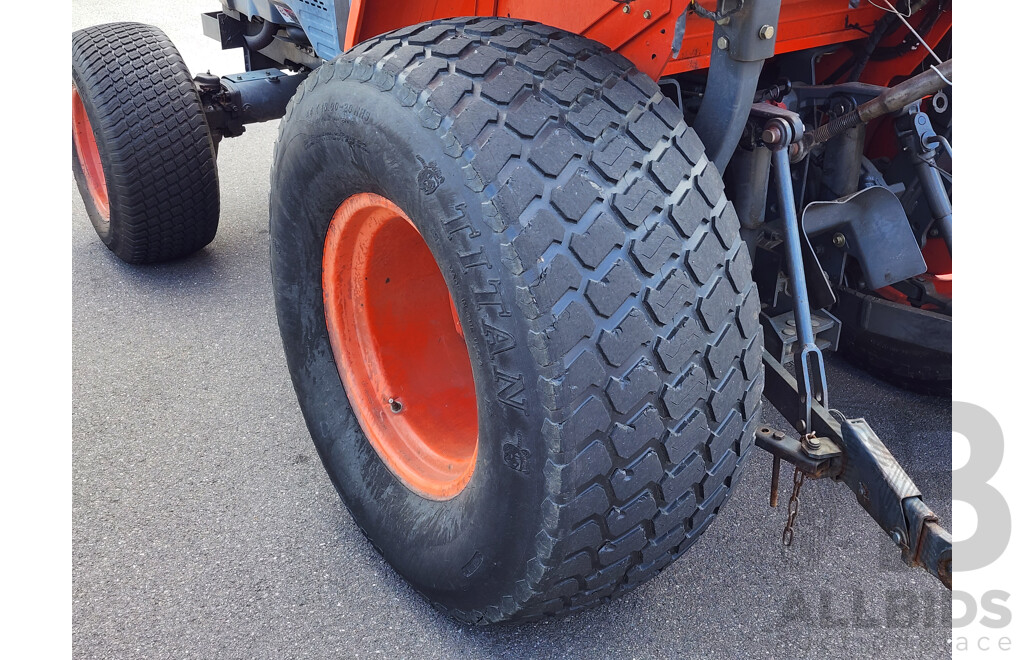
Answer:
643;10;652;19
622;4;630;13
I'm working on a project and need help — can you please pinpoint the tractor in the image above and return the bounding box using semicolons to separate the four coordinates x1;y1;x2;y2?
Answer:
71;0;953;624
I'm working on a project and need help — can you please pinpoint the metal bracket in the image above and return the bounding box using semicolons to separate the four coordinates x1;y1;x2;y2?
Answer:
759;351;953;589
895;104;952;253
755;425;841;477
202;10;246;50
834;416;952;589
712;0;781;62
802;186;926;291
761;308;841;366
692;1;782;171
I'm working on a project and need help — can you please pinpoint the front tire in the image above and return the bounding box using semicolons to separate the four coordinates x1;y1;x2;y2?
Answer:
71;22;220;264
271;18;763;624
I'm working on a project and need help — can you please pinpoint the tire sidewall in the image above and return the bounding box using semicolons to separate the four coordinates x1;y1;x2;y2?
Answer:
270;71;546;610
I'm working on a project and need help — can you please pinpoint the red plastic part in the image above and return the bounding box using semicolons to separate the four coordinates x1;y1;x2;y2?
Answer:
72;86;110;220
322;193;479;500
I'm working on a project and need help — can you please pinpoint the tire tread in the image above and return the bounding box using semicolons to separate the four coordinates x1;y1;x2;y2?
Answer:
72;22;219;263
275;17;763;624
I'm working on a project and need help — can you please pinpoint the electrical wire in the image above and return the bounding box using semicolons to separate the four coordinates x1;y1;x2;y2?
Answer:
868;0;910;16
871;0;943;61
829;0;934;84
874;0;944;67
930;135;953;158
930;65;952;86
916;156;953;182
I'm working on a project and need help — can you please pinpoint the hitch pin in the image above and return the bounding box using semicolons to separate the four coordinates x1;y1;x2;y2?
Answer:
770;456;781;507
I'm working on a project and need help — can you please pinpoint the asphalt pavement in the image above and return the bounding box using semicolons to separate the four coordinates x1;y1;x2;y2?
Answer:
72;2;952;658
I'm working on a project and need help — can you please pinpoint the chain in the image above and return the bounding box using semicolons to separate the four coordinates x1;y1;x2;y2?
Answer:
782;468;805;546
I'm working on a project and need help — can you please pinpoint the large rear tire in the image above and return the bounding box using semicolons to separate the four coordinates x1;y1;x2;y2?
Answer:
271;18;763;624
71;22;220;264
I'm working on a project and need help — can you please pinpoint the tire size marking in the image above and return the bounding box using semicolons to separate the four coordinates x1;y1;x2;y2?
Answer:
303;133;368;154
306;101;371;124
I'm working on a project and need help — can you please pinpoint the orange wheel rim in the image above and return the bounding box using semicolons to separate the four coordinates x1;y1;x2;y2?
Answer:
72;86;110;220
322;193;479;499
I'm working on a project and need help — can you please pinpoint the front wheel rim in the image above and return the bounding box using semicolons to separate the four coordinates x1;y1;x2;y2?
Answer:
322;193;479;500
72;85;110;220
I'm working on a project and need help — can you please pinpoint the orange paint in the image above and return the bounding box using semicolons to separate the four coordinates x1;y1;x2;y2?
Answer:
322;193;478;500
816;5;952;89
72;86;109;220
338;0;942;81
920;238;952;299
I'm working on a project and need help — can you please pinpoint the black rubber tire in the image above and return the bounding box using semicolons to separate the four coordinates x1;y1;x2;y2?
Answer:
72;22;220;264
839;313;952;396
271;18;763;624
